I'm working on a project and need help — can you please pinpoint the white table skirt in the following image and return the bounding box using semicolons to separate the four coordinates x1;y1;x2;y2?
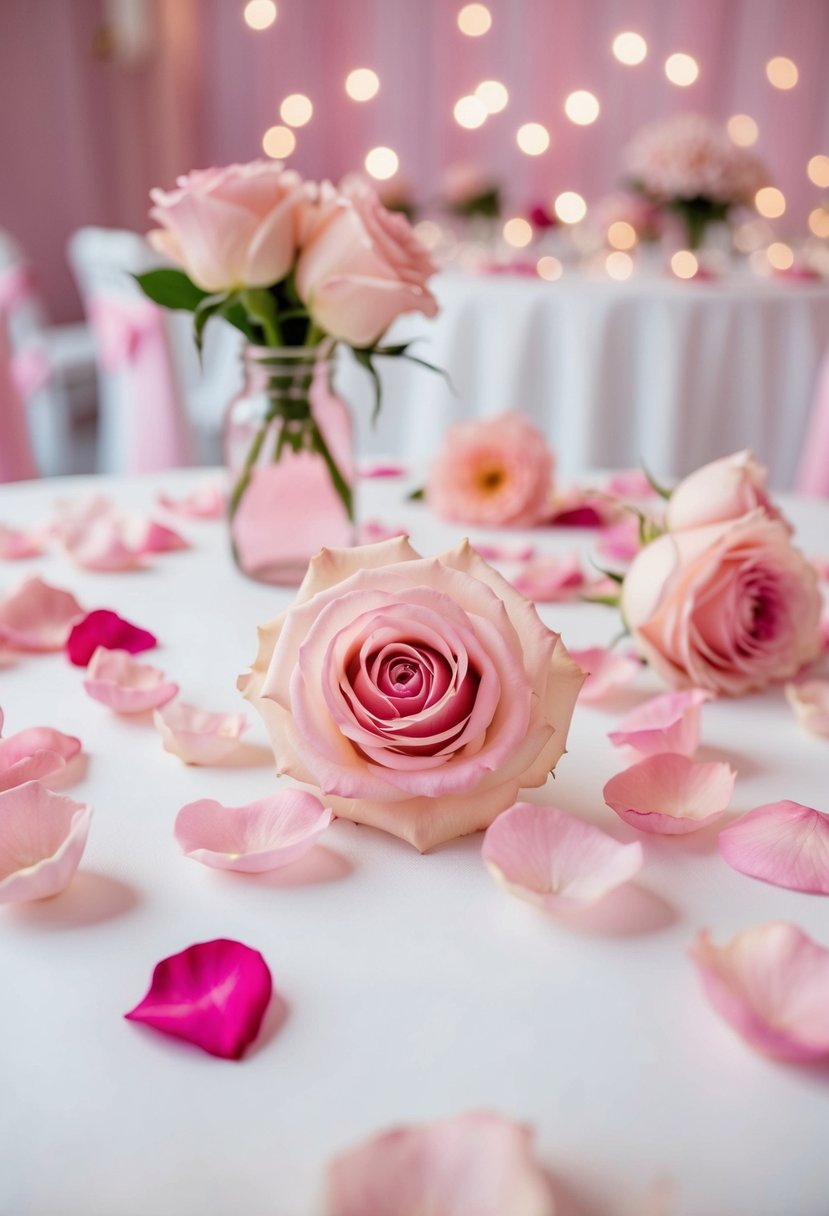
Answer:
338;270;829;491
1;470;827;1216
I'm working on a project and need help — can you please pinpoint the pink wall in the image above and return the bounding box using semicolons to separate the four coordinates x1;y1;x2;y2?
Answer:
2;0;828;321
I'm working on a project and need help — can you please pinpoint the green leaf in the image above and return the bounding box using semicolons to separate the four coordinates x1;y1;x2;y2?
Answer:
193;293;227;353
407;486;425;501
242;288;280;347
221;298;258;344
133;269;208;312
640;460;672;500
353;348;383;424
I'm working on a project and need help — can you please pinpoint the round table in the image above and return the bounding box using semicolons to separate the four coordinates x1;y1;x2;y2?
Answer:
1;470;827;1216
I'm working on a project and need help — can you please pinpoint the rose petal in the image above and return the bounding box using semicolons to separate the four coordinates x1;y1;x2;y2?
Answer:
595;517;643;564
0;524;45;560
785;680;829;738
124;938;273;1060
690;923;829;1061
83;647;179;714
511;554;586;603
133;519;190;554
474;543;537;563
608;688;710;758
0;782;92;902
174;790;332;872
157;481;226;520
718;800;829;894
483;802;643;911
0;727;82;793
154;701;247;765
0;577;85;651
326;1110;555;1216
811;556;829;583
66;609;157;667
359;462;407;479
603;470;658;499
357;520;408;545
570;647;640;704
603;753;736;834
62;515;146;572
547;486;619;528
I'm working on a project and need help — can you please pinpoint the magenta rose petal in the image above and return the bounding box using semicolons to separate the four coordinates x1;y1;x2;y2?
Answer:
0;727;82;793
0;782;92;903
483;802;643;912
326;1110;555;1216
0;524;46;560
154;701;247;765
603;753;736;834
83;647;178;714
157;481;226;520
570;646;640;704
66;609;157;667
608;688;710;758
0;576;84;652
718;801;829;894
690;923;829;1061
174;790;331;873
124;939;273;1060
785;680;829;738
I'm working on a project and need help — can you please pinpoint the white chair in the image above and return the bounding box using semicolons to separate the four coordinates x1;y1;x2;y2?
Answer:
796;349;829;498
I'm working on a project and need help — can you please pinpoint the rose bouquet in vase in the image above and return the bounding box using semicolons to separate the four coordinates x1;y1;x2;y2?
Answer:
137;161;439;585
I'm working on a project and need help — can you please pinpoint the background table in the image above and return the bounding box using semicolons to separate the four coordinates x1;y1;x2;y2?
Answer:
1;470;827;1216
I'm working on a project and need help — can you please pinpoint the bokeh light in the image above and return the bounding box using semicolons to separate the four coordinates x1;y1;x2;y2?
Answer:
766;56;798;89
755;186;786;218
809;207;829;238
554;191;587;223
727;114;759;147
733;219;772;252
607;221;637;250
767;242;794;270
262;125;295;158
671;250;698;279
457;3;491;36
244;0;277;30
612;31;647;65
503;217;533;248
280;94;313;127
537;255;563;281
807;155;829;187
365;146;399;180
564;90;600;126
454;95;488;129
516;122;550;155
413;221;443;250
345;68;380;101
475;80;509;114
606;251;633;280
665;53;699;86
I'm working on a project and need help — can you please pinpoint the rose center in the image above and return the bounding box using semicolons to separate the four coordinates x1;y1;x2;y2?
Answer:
477;466;506;494
391;661;418;686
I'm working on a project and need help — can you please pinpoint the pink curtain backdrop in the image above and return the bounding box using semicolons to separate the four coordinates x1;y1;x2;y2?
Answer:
1;0;828;321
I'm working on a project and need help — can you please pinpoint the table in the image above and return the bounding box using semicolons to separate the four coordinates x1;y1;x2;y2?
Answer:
1;470;828;1216
339;269;829;491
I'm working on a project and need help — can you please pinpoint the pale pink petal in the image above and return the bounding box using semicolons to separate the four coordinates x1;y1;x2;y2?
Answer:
154;701;247;765
62;515;145;572
785;680;829;738
511;553;586;603
83;647;179;714
603;753;736;834
603;470;658;499
690;923;829;1061
595;517;643;563
157;481;226;520
357;519;408;545
174;790;331;873
0;524;45;560
131;519;190;554
718;801;829;894
0;782;92;902
0;577;84;651
125;938;273;1060
547;486;620;528
570;647;641;704
0;727;82;793
474;542;537;562
66;609;157;667
608;689;711;758
326;1111;555;1216
483;802;643;912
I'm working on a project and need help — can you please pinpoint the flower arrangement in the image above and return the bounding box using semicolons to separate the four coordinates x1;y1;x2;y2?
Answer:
441;162;503;219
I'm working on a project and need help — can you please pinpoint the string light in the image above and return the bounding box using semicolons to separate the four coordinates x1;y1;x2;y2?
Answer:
516;122;550;155
537;255;563;281
564;90;600;125
767;242;794;270
280;94;313;127
503;217;533;247
457;3;491;36
727;114;759;147
807;155;829;187
365;146;399;180
612;32;647;65
345;68;380;101
766;56;798;89
809;208;829;238
554;192;587;223
671;250;698;279
607;221;637;250
454;95;487;129
262;125;295;158
475;80;508;114
606;251;633;280
665;53;699;86
243;0;277;30
755;186;786;218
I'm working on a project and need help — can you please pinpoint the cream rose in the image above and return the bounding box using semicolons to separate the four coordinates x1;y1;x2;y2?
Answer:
240;537;584;851
666;451;785;532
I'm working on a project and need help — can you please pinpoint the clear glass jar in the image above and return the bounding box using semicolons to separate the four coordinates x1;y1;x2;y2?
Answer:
223;346;355;586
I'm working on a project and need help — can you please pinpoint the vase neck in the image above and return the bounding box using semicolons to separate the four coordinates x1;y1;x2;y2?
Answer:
241;345;332;409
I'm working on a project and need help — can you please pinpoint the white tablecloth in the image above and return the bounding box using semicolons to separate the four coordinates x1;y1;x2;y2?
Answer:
340;270;829;491
1;470;827;1216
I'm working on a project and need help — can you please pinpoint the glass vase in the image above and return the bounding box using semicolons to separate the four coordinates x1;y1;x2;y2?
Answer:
223;346;355;586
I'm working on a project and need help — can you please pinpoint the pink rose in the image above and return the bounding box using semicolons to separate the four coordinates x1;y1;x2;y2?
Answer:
666;451;785;532
622;511;822;696
148;160;312;292
427;412;555;528
240;536;584;851
295;183;438;347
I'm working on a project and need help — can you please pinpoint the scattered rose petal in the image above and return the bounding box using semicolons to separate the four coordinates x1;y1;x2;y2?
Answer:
718;801;829;894
595;517;642;564
357;519;408;545
51;494;116;544
124;938;273;1060
359;462;407;479
157;481;226;520
62;515;146;572
154;701;247;765
0;524;45;560
690;923;829;1061
483;802;643;912
0;727;82;793
66;609;157;667
570;647;641;704
174;790;332;873
83;647;179;714
603;753;736;834
604;470;659;499
0;782;92;903
546;486;619;528
511;553;586;602
474;542;537;562
608;689;711;758
580;575;622;602
326;1111;555;1216
0;577;84;652
785;680;829;738
131;518;190;554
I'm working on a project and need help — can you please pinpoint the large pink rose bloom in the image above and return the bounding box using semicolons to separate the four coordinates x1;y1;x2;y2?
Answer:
427;412;555;528
148;160;312;292
666;450;785;532
295;184;438;347
240;537;584;851
622;511;822;696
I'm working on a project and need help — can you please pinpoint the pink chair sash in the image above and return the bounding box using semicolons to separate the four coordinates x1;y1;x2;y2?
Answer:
88;293;193;472
796;351;829;497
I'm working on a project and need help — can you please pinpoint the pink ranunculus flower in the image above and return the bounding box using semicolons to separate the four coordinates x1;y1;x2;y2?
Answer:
295;182;438;347
427;412;555;528
240;537;585;852
148;160;313;293
622;510;822;696
666;450;786;532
